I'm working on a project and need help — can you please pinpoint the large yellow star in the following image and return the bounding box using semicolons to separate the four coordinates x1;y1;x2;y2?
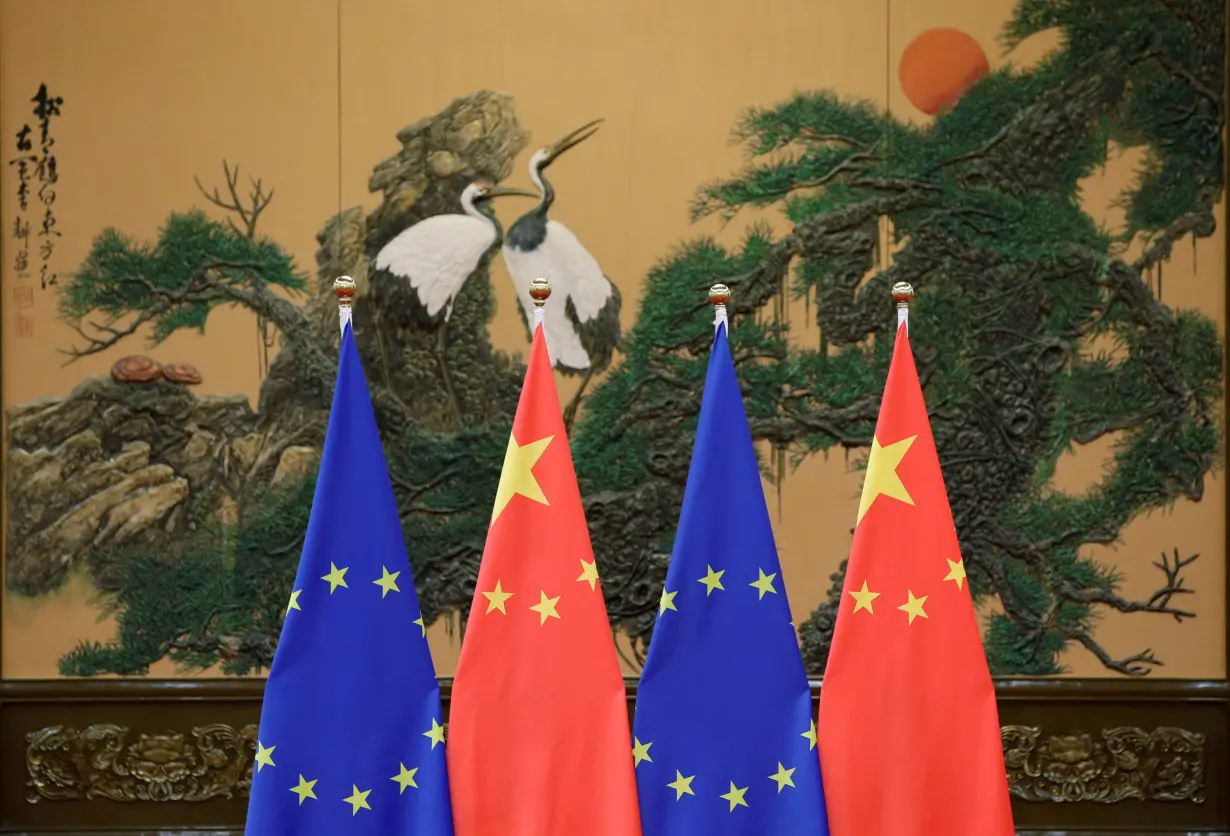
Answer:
721;781;750;812
392;763;419;794
659;588;678;615
423;718;446;749
254;741;276;772
490;433;554;524
529;590;562;625
667;770;695;800
848;579;881;614
801;720;817;751
344;784;372;815
413;616;426;636
898;589;929;625
856;434;918;525
577;558;600;591
698;565;726;596
286;589;302;613
289;774;317;805
769;762;796;792
482;580;514;614
750;568;778;600
632;737;653;767
943;558;967;591
321;562;349;594
373;566;401;598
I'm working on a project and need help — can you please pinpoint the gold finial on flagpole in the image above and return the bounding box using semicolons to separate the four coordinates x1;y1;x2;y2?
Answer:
529;277;551;329
892;281;914;330
335;275;356;306
529;277;552;307
710;283;731;331
334;276;356;333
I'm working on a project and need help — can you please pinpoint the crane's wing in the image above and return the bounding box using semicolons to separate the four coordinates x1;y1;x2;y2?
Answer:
501;241;593;371
374;214;496;318
542;220;613;322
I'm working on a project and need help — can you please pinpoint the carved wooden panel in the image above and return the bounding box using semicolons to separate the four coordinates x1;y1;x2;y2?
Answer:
25;723;258;804
26;720;1207;807
1002;725;1206;804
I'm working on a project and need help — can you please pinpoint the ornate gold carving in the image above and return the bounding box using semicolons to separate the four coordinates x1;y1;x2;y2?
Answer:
25;723;258;804
1002;725;1206;804
25;720;1207;806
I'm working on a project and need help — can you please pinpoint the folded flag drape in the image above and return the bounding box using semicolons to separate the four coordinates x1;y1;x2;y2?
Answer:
818;319;1014;835
447;319;642;836
633;319;830;835
245;321;453;835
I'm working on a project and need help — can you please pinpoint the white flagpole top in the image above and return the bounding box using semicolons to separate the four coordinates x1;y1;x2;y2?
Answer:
710;283;731;333
892;281;914;331
529;277;551;330
335;276;356;335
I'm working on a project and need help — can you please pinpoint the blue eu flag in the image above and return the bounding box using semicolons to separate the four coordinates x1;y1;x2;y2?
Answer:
633;322;830;835
245;323;453;835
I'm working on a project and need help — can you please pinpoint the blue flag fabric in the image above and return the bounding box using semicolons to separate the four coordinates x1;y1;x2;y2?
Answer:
633;323;830;835
245;324;453;835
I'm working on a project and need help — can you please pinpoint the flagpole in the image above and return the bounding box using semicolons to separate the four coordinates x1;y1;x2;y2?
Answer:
529;276;551;329
892;281;914;330
335;274;356;333
710;282;731;332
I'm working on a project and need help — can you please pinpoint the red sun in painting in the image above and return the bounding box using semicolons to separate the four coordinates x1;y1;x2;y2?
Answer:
899;27;990;115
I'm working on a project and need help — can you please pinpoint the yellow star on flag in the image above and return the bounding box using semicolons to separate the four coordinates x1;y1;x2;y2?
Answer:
413;616;426;637
482;580;514;614
343;784;372;815
802;720;817;750
529;590;562;625
289;774;317;805
423;718;446;749
849;579;880;614
667;770;695;800
856;434;917;524
769;762;796;792
659;588;678;615
632;737;653;767
391;763;419;794
944;558;967;591
254;741;276;772
321;562;349;594
750;568;777;600
373;566;400;598
577;558;600;591
721;781;750;812
490;433;553;524
286;589;302;613
898;589;929;625
698;564;726;596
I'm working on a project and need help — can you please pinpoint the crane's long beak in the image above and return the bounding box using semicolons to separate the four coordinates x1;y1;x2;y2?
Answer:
543;118;604;164
484;186;539;199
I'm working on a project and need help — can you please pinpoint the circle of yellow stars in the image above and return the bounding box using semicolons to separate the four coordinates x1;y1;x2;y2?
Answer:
255;716;445;816
654;563;782;618
634;719;817;813
281;560;429;638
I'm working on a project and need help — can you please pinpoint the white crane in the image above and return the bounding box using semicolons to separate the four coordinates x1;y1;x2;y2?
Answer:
502;120;622;376
374;180;536;321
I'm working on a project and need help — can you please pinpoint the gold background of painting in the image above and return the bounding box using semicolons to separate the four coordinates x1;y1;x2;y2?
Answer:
0;0;1224;679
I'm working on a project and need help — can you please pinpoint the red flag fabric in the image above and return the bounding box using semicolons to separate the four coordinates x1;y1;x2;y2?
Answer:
818;323;1014;835
447;324;642;836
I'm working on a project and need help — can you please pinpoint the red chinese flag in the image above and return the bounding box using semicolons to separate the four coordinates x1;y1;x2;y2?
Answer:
447;324;642;836
818;323;1015;835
